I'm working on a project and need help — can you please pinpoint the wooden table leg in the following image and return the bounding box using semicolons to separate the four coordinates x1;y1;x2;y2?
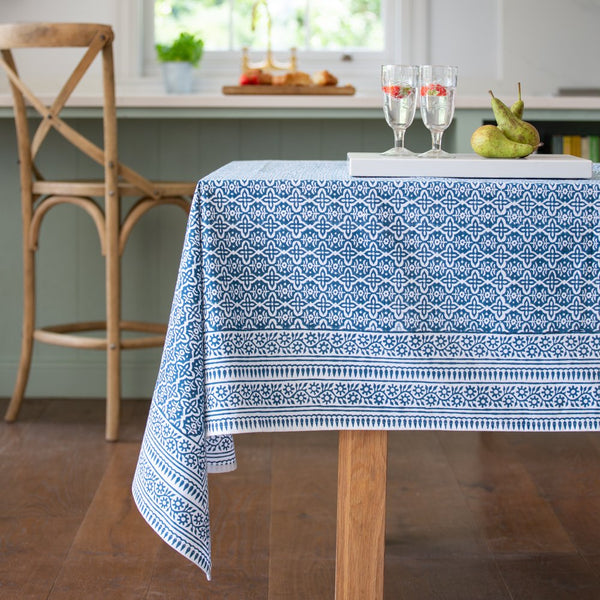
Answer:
335;430;388;600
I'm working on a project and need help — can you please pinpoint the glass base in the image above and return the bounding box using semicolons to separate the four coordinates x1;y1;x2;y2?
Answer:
418;148;454;158
382;147;416;157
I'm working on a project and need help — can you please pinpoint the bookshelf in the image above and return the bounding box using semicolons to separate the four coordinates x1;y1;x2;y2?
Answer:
528;121;600;160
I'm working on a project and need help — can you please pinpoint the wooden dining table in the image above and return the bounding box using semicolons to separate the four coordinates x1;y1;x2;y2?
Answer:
132;160;600;599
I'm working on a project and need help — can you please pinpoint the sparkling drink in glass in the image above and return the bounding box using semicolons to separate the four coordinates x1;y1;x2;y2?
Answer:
381;65;418;156
418;65;458;158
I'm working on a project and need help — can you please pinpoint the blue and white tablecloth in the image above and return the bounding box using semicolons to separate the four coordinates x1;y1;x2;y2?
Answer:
133;160;600;578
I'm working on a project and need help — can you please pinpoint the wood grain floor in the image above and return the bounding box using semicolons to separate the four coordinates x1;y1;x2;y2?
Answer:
1;397;600;599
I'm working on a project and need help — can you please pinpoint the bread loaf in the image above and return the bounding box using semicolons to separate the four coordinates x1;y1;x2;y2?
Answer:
272;71;312;86
312;70;338;86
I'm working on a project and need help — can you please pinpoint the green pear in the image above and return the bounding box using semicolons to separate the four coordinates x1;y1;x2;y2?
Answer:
471;124;535;158
510;82;524;119
489;90;540;148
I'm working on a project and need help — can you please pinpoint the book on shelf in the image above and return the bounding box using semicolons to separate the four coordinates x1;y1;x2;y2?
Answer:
590;136;600;162
550;134;600;161
581;136;590;160
551;135;563;154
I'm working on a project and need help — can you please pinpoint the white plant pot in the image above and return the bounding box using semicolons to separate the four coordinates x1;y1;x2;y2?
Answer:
161;61;194;94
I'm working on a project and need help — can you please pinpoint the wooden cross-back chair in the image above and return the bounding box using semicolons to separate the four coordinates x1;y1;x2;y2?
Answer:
0;23;195;441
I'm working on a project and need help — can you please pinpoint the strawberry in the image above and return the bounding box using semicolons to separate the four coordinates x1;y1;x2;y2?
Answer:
382;85;412;99
420;83;447;96
239;72;259;85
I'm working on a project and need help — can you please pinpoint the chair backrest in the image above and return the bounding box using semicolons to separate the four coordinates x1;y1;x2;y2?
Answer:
0;22;157;199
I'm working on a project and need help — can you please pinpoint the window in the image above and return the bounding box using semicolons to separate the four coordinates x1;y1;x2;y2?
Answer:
141;0;401;89
154;0;384;52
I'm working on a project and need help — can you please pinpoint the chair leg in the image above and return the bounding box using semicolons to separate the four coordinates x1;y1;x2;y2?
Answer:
105;249;121;442
105;197;121;442
106;332;120;441
5;247;36;422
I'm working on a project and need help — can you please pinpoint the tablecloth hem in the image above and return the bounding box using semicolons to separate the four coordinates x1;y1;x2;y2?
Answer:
131;481;212;580
207;461;237;474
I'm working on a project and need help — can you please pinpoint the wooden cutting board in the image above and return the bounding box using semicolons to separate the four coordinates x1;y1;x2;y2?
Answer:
222;84;356;95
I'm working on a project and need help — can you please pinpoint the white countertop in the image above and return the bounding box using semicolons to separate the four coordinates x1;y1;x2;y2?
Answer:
2;90;600;111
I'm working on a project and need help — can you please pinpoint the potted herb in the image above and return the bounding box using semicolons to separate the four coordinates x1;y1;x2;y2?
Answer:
156;32;204;94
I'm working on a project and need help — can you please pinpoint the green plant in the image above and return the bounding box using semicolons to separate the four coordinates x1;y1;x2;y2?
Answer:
155;32;204;66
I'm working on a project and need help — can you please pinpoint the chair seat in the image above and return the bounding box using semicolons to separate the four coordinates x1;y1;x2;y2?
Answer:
33;179;197;197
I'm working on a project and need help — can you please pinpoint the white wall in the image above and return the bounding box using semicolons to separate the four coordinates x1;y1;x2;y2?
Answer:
427;0;600;97
0;0;133;93
0;0;116;22
500;0;600;96
1;0;599;96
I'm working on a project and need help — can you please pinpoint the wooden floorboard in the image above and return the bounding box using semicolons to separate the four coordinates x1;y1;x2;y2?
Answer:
1;397;600;599
268;432;337;599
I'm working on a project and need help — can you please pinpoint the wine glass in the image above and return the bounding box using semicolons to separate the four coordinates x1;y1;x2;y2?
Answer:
381;65;419;156
418;65;458;158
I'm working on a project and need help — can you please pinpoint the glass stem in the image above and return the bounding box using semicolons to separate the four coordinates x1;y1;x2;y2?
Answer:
394;128;405;152
431;130;443;152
